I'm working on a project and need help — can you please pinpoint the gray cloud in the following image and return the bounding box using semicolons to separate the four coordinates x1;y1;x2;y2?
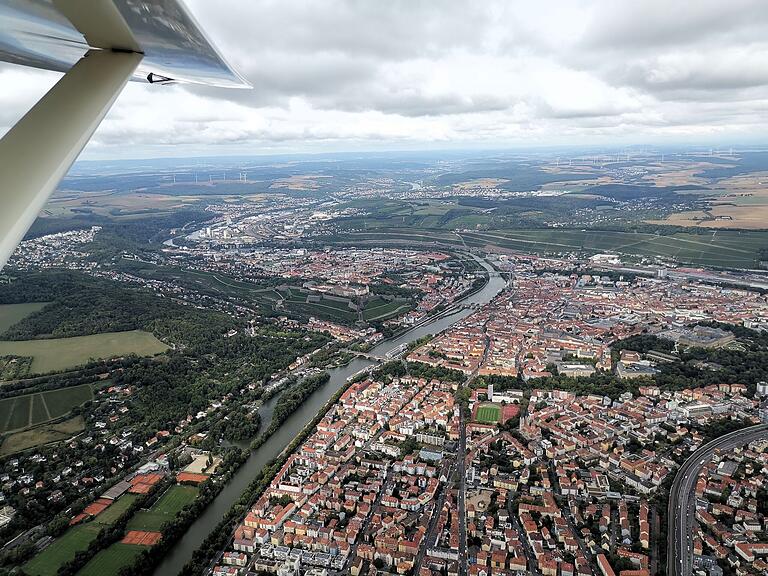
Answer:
566;0;768;101
4;0;768;157
580;0;768;51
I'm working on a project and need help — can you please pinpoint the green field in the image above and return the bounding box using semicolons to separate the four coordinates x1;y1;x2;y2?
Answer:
94;493;139;525
461;229;768;269
0;330;168;374
328;228;463;249
0;302;49;334
279;287;358;324
76;542;147;576
127;485;198;532
476;404;501;423
0;415;85;456
0;384;93;433
115;262;279;313
362;298;411;321
333;226;768;270
23;523;101;576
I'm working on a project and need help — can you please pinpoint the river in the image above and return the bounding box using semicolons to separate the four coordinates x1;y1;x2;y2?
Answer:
154;256;507;575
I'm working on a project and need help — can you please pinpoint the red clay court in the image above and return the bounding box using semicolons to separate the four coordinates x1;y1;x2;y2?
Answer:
122;530;162;546
83;498;112;517
176;472;208;484
128;472;164;494
503;403;520;422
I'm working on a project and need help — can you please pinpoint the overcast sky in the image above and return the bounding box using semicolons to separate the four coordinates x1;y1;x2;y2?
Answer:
2;0;768;159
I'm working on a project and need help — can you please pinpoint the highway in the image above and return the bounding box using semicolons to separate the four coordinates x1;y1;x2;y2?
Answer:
667;423;768;576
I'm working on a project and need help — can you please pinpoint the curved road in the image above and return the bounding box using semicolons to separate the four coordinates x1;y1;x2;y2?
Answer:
667;423;768;576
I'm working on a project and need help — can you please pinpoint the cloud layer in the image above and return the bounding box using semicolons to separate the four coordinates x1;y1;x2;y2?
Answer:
2;0;768;158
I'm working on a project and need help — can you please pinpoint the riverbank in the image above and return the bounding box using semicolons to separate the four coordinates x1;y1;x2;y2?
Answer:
179;369;367;574
149;254;506;576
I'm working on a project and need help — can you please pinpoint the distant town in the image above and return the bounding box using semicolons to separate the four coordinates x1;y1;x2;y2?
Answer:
3;149;768;576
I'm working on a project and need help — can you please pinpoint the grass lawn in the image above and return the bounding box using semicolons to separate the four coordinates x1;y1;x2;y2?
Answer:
126;510;169;532
0;384;93;433
127;485;198;532
363;298;411;321
0;330;168;374
0;302;49;334
76;543;147;576
94;493;139;525
476;404;502;424
23;523;101;576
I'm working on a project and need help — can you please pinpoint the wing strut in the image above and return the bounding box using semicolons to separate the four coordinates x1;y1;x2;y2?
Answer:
0;49;142;269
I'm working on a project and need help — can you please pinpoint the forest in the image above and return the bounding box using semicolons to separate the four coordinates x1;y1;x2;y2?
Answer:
113;329;328;432
0;271;234;348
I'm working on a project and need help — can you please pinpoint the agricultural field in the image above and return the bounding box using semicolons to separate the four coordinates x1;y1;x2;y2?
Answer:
0;384;93;432
23;523;101;576
93;493;139;525
43;188;206;219
334;197;495;231
127;485;198;532
332;221;768;269
328;228;465;249
0;329;168;374
0;415;85;456
0;302;49;334
75;542;148;576
460;228;768;269
475;404;502;423
650;172;768;229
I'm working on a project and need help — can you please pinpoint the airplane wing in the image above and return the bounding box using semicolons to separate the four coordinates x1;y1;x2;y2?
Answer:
0;0;250;87
0;0;249;269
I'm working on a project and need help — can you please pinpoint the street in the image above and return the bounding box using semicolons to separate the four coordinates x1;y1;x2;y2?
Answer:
666;423;768;576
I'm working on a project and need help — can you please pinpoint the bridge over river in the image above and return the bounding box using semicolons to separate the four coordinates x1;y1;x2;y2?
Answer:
152;254;507;576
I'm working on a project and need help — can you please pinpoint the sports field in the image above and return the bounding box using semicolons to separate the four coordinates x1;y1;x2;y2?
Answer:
23;523;101;576
475;404;502;423
0;330;168;374
93;493;139;525
121;530;162;545
0;302;49;334
76;542;148;576
127;485;198;532
0;384;93;433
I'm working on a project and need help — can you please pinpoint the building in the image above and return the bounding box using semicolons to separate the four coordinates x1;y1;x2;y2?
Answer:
661;325;735;349
616;361;658;379
0;506;15;529
557;363;596;377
